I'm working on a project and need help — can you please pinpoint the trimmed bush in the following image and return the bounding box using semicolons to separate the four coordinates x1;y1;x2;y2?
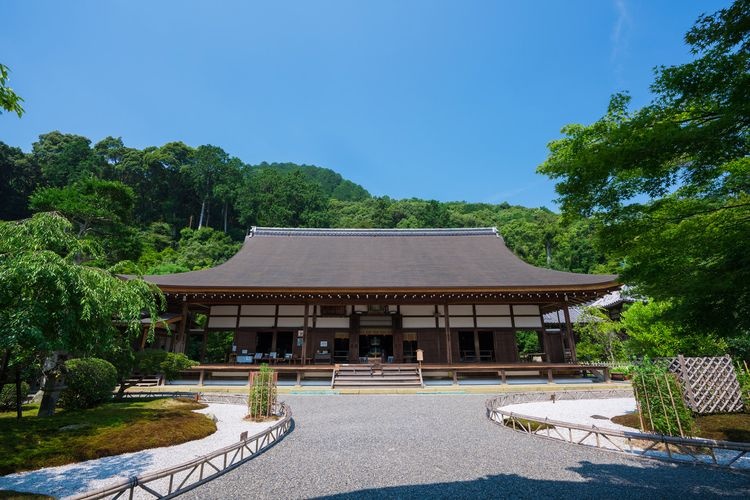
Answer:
59;358;118;410
632;359;695;437
0;382;30;411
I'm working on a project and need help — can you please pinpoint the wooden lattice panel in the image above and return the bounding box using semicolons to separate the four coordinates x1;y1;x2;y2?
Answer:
667;355;744;414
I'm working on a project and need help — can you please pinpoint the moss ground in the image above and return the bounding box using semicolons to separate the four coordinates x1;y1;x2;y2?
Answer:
612;412;750;442
0;398;216;475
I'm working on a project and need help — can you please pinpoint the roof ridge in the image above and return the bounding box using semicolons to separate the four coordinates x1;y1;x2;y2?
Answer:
249;227;499;238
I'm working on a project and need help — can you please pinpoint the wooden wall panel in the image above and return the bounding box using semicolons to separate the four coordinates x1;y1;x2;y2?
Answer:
234;331;257;353
417;331;440;362
543;331;565;363
494;332;519;362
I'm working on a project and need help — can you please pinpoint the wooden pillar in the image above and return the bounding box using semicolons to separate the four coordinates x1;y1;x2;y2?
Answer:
198;369;205;386
444;303;453;365
473;331;481;363
200;329;208;364
563;300;577;362
302;303;309;366
176;302;189;354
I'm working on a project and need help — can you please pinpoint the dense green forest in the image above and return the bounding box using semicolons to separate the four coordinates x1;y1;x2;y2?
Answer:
0;131;611;275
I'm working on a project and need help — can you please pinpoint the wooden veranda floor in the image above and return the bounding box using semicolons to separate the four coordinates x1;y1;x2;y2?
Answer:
185;362;611;385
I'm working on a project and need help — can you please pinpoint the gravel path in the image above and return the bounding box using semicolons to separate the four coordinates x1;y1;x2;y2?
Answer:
184;394;750;499
0;403;272;499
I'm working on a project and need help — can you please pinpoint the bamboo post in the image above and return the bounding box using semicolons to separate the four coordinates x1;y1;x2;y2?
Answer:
640;375;655;431
633;382;646;432
653;373;673;436
664;373;684;438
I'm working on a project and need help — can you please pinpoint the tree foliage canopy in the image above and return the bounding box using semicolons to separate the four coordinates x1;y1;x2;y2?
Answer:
0;63;23;117
0;213;163;373
539;0;750;336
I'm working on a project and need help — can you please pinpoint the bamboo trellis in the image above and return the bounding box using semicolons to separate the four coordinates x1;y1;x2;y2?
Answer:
666;355;744;414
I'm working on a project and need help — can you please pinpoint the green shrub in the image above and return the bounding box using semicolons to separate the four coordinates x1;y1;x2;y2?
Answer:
736;364;750;410
0;382;30;411
631;359;695;437
248;364;277;420
59;358;117;410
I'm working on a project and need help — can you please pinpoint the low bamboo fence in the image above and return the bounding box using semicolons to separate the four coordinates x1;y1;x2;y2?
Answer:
485;390;750;470
72;394;292;499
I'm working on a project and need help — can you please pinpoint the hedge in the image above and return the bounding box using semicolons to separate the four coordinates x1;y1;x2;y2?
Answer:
59;358;118;410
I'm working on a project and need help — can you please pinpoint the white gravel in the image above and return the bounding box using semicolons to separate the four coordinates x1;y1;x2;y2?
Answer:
0;403;274;499
498;397;750;468
502;397;638;432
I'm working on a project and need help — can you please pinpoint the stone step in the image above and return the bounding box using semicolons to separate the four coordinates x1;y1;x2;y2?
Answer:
334;380;422;387
335;376;420;382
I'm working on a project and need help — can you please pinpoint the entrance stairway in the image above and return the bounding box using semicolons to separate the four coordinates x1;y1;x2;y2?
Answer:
331;363;423;388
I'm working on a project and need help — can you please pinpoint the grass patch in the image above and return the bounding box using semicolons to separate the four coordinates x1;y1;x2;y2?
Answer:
0;398;216;475
612;412;750;442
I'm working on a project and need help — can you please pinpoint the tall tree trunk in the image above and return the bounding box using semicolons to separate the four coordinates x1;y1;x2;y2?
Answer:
15;368;22;420
223;202;228;233
198;198;206;229
38;354;65;417
0;348;9;389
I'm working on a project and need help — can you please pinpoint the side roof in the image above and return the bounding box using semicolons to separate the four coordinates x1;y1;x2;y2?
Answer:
144;227;618;292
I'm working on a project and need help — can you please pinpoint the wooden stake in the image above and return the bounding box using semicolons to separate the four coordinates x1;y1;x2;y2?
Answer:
654;374;672;436
639;375;655;432
664;373;684;438
633;382;645;432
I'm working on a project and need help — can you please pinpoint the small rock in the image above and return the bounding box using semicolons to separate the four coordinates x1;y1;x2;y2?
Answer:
204;412;218;423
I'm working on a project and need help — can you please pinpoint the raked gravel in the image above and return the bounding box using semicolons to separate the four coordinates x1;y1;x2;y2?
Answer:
182;394;750;499
0;402;273;499
502;397;638;431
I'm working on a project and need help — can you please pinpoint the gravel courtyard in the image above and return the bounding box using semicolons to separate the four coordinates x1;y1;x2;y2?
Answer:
185;394;750;499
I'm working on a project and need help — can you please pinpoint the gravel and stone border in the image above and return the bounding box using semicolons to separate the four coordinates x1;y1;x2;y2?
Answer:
486;389;750;469
0;396;278;499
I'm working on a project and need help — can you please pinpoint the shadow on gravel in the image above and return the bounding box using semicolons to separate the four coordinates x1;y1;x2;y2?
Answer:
314;460;750;499
0;453;152;498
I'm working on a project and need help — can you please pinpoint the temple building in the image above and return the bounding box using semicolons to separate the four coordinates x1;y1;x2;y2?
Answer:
143;227;619;371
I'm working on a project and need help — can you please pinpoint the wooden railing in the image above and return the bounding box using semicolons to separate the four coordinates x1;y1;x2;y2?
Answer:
72;395;292;499
485;391;750;469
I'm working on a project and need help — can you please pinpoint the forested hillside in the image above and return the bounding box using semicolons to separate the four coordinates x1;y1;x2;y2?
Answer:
0;131;612;275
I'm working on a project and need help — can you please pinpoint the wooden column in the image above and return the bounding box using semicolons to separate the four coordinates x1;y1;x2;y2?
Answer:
473;331;481;363
444;303;453;364
200;329;208;363
563;300;577;362
302;303;309;366
176;302;189;354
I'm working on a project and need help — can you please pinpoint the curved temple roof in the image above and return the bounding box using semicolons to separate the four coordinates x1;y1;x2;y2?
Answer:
144;227;618;294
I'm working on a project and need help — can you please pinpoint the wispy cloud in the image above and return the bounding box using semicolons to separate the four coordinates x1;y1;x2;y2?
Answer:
486;180;544;204
611;0;631;87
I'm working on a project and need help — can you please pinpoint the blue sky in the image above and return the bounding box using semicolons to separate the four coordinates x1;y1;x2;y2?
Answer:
0;0;730;208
